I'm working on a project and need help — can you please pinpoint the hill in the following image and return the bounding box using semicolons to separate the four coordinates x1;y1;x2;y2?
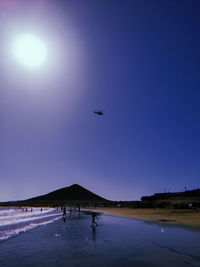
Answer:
16;184;111;206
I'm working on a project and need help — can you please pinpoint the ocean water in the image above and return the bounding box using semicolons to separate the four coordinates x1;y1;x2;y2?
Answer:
0;207;62;241
0;209;200;267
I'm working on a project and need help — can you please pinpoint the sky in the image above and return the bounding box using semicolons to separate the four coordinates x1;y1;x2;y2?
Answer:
0;0;200;201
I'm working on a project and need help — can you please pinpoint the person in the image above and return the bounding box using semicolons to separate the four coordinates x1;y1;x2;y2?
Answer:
91;212;98;226
63;206;66;218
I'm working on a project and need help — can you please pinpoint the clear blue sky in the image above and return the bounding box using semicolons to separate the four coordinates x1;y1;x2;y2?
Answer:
0;0;200;201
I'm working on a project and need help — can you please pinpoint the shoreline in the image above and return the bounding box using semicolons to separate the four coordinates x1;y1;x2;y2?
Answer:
2;206;200;231
86;207;200;230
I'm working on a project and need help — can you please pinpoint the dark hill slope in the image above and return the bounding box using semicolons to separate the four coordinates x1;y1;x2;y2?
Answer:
26;184;110;203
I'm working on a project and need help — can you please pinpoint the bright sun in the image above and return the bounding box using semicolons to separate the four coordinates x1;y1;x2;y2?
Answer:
12;34;47;68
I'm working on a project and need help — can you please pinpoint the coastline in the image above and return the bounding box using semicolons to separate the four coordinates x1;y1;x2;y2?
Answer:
87;208;200;230
1;210;200;267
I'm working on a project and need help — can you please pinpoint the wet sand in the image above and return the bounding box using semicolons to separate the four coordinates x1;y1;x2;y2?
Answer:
1;211;200;267
89;208;200;230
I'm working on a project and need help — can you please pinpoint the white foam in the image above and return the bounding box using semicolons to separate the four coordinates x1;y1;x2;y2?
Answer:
0;208;17;216
0;216;62;241
0;212;62;227
0;208;54;218
0;208;54;219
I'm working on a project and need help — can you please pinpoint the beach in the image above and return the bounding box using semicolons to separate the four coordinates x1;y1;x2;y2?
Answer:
1;209;200;267
89;208;200;230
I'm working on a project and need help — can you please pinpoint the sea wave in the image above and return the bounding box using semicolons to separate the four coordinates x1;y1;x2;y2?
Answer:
0;216;62;241
0;208;62;241
0;208;54;218
0;212;62;227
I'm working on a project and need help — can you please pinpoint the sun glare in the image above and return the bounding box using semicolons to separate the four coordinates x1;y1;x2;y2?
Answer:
12;34;47;69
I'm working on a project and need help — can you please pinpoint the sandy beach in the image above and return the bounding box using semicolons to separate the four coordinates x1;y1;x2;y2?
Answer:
1;209;200;267
89;208;200;230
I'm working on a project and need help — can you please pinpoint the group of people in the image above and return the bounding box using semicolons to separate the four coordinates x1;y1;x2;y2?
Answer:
18;207;43;212
61;206;99;226
19;205;99;226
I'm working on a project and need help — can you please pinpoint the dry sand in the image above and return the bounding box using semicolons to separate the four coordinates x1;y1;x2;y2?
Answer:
89;208;200;230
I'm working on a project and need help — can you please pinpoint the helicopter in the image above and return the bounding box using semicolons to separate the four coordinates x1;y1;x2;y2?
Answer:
93;109;104;116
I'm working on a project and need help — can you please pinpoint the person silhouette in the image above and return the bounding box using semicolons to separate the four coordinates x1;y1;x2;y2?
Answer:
63;206;67;220
91;212;98;226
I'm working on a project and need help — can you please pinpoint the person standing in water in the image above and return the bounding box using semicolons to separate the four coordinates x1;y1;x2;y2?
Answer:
91;212;98;226
63;206;66;217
